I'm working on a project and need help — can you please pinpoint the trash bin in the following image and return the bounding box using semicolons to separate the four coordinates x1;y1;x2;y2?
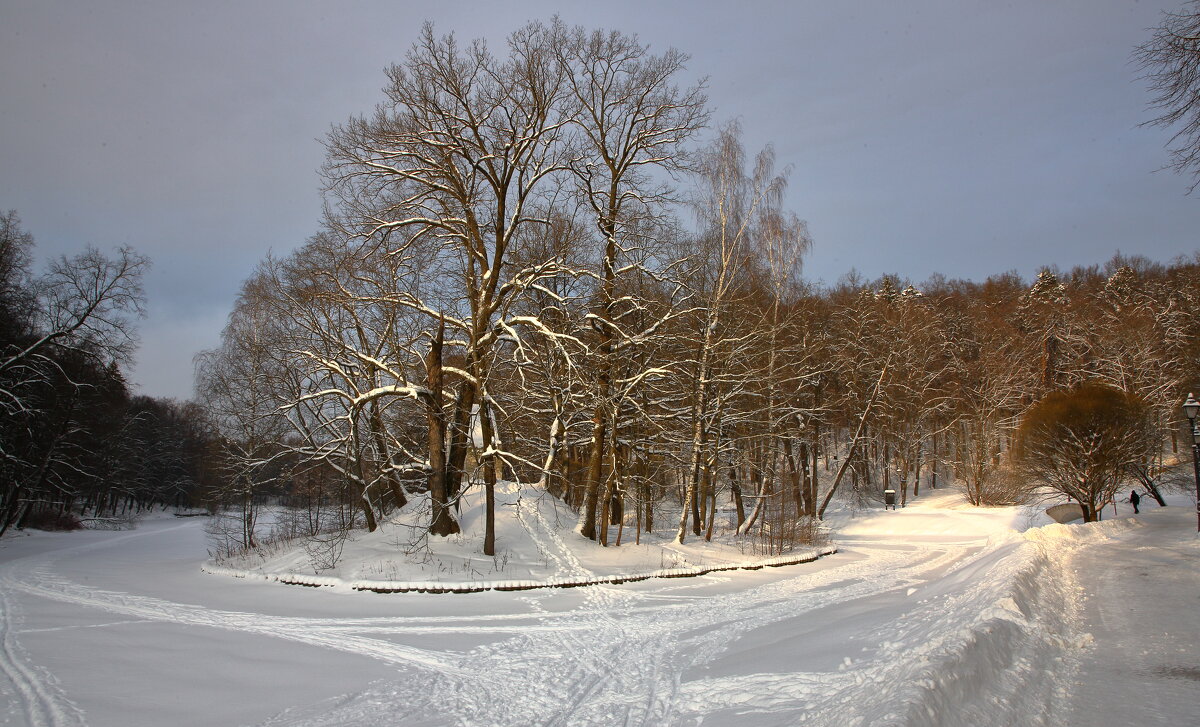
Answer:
883;489;896;510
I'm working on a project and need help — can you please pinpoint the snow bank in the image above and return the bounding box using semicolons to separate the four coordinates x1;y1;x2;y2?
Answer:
202;547;838;593
776;490;1132;726
868;515;1154;726
878;537;1083;725
203;482;837;594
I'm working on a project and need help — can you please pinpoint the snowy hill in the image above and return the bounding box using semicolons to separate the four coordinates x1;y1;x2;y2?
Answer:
204;482;836;592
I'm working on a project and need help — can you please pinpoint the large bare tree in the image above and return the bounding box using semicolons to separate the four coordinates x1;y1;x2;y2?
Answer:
324;22;577;554
556;23;708;544
1136;1;1200;193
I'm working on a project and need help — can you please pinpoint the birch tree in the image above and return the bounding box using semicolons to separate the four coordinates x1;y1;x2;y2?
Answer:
676;124;796;543
195;271;290;548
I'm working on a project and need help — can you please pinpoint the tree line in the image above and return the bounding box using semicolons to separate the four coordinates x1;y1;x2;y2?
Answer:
0;211;210;534
195;20;1200;558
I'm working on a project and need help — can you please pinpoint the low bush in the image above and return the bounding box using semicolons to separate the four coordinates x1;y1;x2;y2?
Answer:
24;509;84;532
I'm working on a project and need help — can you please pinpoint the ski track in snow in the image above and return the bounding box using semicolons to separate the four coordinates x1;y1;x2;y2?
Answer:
514;494;592;582
0;585;85;727
0;516;1094;727
258;541;994;727
1;561;466;675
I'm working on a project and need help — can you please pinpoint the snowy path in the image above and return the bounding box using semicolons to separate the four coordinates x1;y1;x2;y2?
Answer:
0;501;1137;726
0;582;85;727
1063;506;1200;725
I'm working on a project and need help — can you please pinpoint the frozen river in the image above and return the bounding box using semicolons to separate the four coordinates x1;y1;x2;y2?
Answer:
1;496;1193;726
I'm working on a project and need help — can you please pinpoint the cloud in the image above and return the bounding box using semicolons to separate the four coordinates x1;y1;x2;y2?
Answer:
2;0;1195;399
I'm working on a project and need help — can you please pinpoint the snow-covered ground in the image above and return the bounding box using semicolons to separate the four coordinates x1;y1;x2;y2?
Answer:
204;483;836;592
0;490;1196;726
1061;503;1200;726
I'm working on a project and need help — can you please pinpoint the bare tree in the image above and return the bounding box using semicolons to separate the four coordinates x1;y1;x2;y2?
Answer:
1136;1;1200;193
324;21;578;555
195;272;289;549
675;123;796;544
1;246;147;383
0;214;149;535
556;23;708;543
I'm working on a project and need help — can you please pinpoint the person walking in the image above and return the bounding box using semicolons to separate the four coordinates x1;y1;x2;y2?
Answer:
1128;490;1141;514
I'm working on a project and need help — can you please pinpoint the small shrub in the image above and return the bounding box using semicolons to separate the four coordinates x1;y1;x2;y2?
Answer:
741;515;829;556
80;512;142;530
968;466;1032;507
24;509;83;532
302;528;351;572
1013;383;1151;521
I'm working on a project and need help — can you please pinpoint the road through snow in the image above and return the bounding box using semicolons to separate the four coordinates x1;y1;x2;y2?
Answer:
0;499;1126;727
1063;506;1200;726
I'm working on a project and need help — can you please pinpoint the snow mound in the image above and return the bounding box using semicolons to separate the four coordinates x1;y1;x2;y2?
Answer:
873;528;1091;727
204;482;836;593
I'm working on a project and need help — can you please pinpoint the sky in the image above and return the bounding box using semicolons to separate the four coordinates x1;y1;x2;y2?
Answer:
1;0;1196;400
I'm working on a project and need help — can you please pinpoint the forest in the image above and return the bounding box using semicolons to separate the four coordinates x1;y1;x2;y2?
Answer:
0;211;211;535
191;22;1200;559
4;21;1197;560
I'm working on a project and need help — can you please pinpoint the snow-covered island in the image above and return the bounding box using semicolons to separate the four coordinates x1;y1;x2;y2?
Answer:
202;483;838;593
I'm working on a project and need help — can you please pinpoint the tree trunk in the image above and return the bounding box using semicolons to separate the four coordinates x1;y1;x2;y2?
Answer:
427;318;459;536
883;442;891;491
797;440;812;517
930;430;939;489
480;399;497;557
584;213;620;541
784;437;804;517
913;440;922;498
689;424;707;537
645;472;656;533
581;411;606;541
677;330;714;544
445;384;476;510
1136;471;1168;507
810;413;823;512
635;486;642;545
738;465;766;535
704;468;718;542
730;463;746;528
598;436;616;547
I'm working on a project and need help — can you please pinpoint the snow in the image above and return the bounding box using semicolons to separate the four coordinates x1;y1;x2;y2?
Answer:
1;491;1197;726
205;483;837;593
1060;506;1200;726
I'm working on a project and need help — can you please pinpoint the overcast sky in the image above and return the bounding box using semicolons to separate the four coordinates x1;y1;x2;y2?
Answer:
1;0;1196;400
